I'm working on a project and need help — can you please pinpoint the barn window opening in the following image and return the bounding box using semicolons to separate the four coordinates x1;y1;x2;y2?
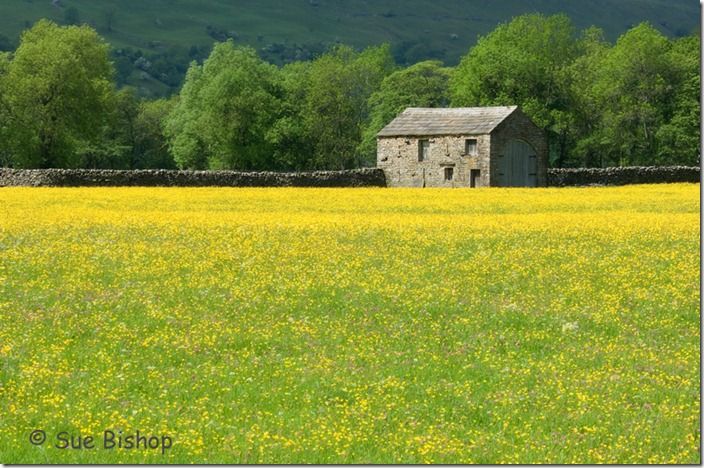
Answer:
418;139;430;161
470;169;480;188
465;138;478;155
444;167;454;181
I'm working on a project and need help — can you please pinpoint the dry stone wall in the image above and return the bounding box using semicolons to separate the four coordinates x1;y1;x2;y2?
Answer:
0;168;387;187
548;166;700;186
0;166;698;188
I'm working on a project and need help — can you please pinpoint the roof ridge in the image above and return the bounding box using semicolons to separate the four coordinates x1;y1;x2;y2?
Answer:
404;105;517;110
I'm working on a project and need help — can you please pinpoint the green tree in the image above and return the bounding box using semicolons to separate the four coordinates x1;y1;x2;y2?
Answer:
580;23;678;166
360;60;450;161
81;88;177;169
0;52;11;166
655;34;700;166
75;87;137;169
114;87;140;167
561;26;612;167
564;24;699;167
134;97;178;169
303;44;395;169
450;14;579;166
164;62;208;169
3;20;115;168
165;41;280;170
265;61;315;170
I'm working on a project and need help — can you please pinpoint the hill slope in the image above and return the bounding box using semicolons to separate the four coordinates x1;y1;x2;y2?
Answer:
0;0;698;95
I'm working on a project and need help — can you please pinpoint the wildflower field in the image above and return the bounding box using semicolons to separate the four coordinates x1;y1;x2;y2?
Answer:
0;184;699;463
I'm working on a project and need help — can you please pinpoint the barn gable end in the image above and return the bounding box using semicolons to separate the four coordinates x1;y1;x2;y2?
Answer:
489;108;548;187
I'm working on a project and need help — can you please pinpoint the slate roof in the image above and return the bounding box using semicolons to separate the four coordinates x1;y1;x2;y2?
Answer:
377;106;518;137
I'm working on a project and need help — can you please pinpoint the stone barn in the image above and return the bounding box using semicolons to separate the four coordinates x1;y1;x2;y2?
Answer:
377;106;547;187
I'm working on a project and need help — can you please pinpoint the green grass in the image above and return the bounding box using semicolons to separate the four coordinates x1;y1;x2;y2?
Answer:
0;185;700;463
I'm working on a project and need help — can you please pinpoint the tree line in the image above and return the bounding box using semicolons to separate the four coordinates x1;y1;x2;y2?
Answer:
0;15;699;170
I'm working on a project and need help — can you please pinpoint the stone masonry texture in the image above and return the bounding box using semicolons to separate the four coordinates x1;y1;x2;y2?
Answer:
0;168;387;187
377;107;548;188
0;166;698;188
547;166;700;186
377;134;491;187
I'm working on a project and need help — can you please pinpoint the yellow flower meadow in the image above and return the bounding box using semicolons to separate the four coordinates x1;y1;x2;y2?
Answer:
0;184;699;463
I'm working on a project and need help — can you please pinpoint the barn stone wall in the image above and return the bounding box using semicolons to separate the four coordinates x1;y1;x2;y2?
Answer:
489;109;548;187
377;135;491;187
0;168;387;187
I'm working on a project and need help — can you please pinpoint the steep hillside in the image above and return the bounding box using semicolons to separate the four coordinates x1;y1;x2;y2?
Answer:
0;0;698;95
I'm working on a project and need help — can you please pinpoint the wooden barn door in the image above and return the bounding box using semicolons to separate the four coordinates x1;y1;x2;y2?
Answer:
496;139;537;187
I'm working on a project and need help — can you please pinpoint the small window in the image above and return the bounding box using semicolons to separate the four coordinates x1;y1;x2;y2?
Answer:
444;167;454;181
465;138;478;155
418;139;430;161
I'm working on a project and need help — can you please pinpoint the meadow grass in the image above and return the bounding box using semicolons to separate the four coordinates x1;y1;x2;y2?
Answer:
0;184;699;463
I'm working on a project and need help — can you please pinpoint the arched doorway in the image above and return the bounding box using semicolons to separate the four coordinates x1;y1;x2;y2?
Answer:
496;139;537;187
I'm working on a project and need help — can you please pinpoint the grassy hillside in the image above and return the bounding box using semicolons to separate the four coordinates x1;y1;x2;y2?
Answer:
0;0;698;95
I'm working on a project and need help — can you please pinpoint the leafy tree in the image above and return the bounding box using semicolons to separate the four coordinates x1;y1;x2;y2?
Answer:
392;40;446;66
134;97;178;169
267;44;395;170
561;26;612;167
2;20;115;168
563;23;697;167
599;24;678;166
76;87;139;169
655;34;700;165
266;61;315;170
80;87;177;169
165;41;281;170
0;52;8;77
164;62;208;169
360;60;451;160
450;14;579;165
575;23;678;166
0;53;11;166
303;44;394;169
